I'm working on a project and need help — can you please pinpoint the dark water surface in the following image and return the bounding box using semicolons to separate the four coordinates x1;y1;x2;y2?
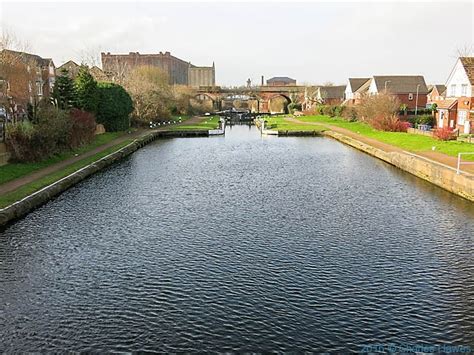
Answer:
1;125;473;352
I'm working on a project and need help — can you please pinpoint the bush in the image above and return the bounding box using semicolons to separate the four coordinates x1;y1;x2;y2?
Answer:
97;82;133;131
6;107;71;162
357;93;402;131
370;115;409;132
434;127;456;141
69;109;96;147
341;106;358;121
415;114;435;126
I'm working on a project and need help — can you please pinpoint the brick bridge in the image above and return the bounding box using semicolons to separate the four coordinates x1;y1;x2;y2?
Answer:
195;86;310;113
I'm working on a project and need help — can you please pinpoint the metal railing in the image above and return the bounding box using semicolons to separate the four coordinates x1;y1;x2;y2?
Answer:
456;152;474;174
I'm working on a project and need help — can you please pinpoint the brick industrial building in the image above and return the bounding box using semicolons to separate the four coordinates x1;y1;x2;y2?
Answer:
101;51;215;87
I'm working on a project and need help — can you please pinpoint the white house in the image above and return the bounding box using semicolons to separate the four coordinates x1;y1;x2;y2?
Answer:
437;57;474;134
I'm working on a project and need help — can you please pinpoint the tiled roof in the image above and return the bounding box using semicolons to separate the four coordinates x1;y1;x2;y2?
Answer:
460;57;474;85
348;78;370;92
437;98;457;109
434;84;446;96
373;75;428;94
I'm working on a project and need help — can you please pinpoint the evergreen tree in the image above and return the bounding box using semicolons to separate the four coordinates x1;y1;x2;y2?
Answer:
75;65;99;113
51;68;76;110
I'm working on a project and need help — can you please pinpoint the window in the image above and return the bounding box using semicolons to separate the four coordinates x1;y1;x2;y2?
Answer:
408;93;413;100
450;84;456;97
458;110;467;125
461;84;468;96
36;81;43;96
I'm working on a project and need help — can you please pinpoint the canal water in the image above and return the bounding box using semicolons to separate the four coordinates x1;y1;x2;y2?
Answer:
1;125;473;352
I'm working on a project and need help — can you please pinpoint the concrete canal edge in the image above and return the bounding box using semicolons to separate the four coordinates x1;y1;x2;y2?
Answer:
323;130;474;202
0;129;210;228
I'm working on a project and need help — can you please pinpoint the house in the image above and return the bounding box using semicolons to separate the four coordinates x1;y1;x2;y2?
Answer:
0;49;56;117
56;60;81;78
427;84;446;106
368;75;428;110
316;85;346;105
344;78;371;105
266;76;296;86
436;57;474;134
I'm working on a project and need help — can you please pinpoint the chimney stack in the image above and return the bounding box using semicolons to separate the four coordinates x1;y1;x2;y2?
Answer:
261;75;264;86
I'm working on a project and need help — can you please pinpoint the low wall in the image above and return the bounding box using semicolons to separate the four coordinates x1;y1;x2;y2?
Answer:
323;131;474;202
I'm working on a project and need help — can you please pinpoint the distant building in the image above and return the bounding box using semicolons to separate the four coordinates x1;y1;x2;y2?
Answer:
344;78;371;104
368;75;428;110
266;76;296;86
427;84;446;105
57;60;110;82
316;85;346;105
101;51;215;86
188;62;215;87
56;60;81;78
0;49;55;116
436;57;474;133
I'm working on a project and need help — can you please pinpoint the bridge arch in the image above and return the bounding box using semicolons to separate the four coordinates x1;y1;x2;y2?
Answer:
267;93;292;114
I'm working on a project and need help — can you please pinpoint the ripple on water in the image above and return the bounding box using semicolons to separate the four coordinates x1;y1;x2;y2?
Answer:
0;126;473;352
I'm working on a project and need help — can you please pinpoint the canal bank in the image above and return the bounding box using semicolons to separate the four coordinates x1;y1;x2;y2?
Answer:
257;118;474;202
0;129;217;228
322;130;474;202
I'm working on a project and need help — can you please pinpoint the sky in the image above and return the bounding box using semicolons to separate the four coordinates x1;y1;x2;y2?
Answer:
0;1;473;86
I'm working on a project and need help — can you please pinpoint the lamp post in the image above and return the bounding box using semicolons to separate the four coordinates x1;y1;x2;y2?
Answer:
384;80;391;91
415;84;420;116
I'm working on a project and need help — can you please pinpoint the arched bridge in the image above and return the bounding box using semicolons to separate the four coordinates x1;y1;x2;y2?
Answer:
195;86;311;114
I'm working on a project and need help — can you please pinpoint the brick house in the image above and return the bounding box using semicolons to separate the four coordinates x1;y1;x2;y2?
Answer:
0;49;56;118
266;76;296;86
367;75;428;110
56;60;81;78
344;78;371;105
427;84;446;106
436;57;474;134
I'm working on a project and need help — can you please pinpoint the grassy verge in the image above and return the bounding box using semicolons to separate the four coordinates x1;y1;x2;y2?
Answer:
0;139;133;209
299;115;474;160
263;115;326;132
169;115;220;131
0;132;125;185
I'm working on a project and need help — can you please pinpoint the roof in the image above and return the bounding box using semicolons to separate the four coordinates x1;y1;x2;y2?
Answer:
460;57;474;85
58;60;79;69
437;98;457;110
373;75;428;94
319;85;346;99
267;76;296;83
433;84;446;96
355;79;371;94
348;78;370;92
1;49;54;67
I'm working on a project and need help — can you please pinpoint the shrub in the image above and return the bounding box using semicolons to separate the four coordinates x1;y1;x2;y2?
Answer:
341;106;358;121
370;114;409;132
96;82;133;131
434;127;456;141
6;107;71;162
415;114;435;126
69;109;96;147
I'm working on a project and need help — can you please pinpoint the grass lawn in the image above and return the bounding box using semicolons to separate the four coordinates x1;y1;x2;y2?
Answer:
263;115;326;132
0;139;133;209
169;115;220;131
0;132;125;185
299;115;474;160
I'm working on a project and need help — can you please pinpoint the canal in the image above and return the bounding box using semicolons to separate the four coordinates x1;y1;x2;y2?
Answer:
1;125;473;352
